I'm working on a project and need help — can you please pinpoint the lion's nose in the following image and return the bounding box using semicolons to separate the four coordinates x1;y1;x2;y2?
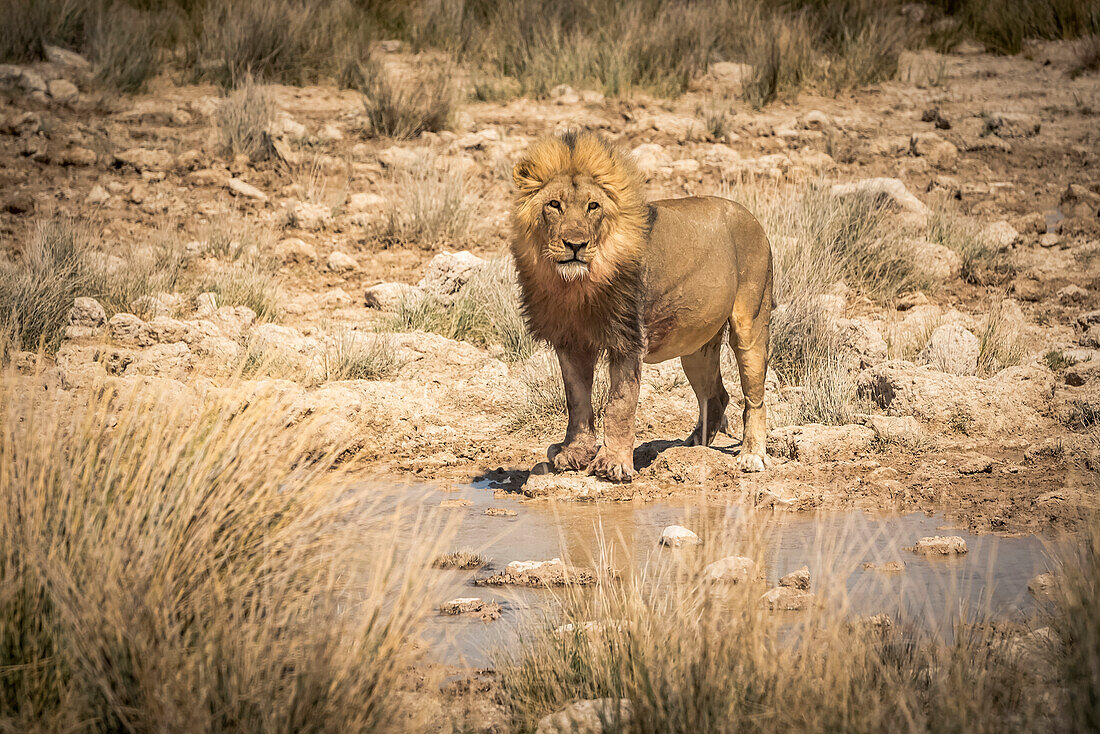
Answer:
563;239;588;257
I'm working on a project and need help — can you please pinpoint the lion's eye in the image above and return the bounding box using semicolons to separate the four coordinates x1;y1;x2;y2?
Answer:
547;200;562;211
587;201;600;211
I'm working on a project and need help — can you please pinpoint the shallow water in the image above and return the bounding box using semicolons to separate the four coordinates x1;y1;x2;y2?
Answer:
399;483;1052;669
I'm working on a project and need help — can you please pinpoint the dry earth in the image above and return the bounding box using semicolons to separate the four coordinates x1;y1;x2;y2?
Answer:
3;39;1100;536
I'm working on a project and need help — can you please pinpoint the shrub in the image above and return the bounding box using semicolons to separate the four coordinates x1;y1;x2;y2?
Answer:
198;263;281;321
86;2;162;93
0;376;452;731
926;199;1015;285
379;152;470;247
318;331;400;382
86;235;186;318
0;218;90;353
357;54;455;138
391;260;534;362
215;76;276;161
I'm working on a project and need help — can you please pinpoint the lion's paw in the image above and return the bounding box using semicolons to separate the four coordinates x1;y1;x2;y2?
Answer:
737;451;771;473
548;441;599;472
588;447;635;483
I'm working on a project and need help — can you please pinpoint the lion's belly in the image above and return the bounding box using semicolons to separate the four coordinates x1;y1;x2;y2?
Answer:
643;299;733;363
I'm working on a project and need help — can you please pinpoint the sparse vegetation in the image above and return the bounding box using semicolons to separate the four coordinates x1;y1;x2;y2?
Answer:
433;550;489;569
1071;33;1100;76
391;260;534;362
976;300;1024;376
215;77;276;161
0;218;90;353
198;263;281;321
927;198;1015;285
357;54;455;138
319;331;401;382
507;350;610;433
0;375;452;732
1044;349;1078;371
87;236;187;319
379;153;470;247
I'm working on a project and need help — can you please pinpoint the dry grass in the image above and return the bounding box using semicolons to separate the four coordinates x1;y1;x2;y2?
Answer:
0;218;90;353
318;331;401;382
0;373;453;732
432;550;489;570
1071;33;1100;76
357;54;455;139
496;517;1095;733
215;77;276;161
976;300;1024;376
198;263;281;322
86;236;187;319
379;153;470;248
507;350;610;433
390;259;535;362
85;2;162;94
926;198;1015;285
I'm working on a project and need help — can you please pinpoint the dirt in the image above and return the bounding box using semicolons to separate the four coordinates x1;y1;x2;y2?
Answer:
2;38;1099;541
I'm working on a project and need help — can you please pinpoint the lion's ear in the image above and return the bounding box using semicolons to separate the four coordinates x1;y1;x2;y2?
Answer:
513;159;537;192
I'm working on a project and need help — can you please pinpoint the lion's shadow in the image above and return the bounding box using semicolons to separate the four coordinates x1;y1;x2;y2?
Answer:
470;437;743;493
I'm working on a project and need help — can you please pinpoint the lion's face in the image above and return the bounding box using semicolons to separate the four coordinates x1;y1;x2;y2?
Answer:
530;175;611;282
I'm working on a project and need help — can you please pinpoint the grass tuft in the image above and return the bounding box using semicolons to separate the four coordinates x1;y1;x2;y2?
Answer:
216;76;276;161
319;331;401;382
379;153;470;247
198;263;281;321
357;54;455;139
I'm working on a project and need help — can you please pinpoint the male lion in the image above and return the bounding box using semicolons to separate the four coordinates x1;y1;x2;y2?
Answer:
511;131;774;481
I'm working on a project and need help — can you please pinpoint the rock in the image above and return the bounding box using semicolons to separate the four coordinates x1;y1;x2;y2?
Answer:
858;360;1054;435
1028;572;1058;601
346;191;385;212
709;61;754;89
47;79;78;105
550;84;581;105
131;342;193;378
779;566;810;590
801;109;832;129
58;146;96;166
194;292;217;312
2;190;34;215
364;282;420;310
86;185;110;205
659;525;701;547
957;454;994;474
702;556;758;583
188;168;225;187
478;558;597;587
1079;311;1100;329
917;323;980;375
983;112;1041;139
910;132;958;169
1060;184;1100;220
830;178;931;222
630;143;669;178
115;148;174;172
1039;232;1061;248
523;473;608;499
536;698;633;734
275;237;317;263
1058;284;1089;304
317;123;343;143
69;297;106;328
319;288;352;308
911;240;962;282
862;561;906;573
227;178;267;201
837;317;888;368
440;498;471;508
1065;360;1100;387
417;250;487;298
921;107;951;129
767;424;875;463
108;313;154;347
759;586;814;611
327;251;358;272
485;507;517;517
285;200;331;230
43;45;90;70
859;414;924;447
908;536;968;555
982;221;1020;249
439;598;501;620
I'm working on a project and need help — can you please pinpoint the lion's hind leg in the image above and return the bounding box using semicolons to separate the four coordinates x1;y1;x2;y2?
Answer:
729;285;772;472
680;332;729;447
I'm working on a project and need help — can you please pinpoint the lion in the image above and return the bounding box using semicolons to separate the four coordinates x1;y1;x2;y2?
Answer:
510;131;774;481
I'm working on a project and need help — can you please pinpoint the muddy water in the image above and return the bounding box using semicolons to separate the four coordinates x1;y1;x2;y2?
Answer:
404;483;1051;668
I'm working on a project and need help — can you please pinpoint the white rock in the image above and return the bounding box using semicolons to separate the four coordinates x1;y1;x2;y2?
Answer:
69;297;106;327
108;313;154;347
346;192;386;212
908;536;968;555
43;45;90;70
981;221;1020;249
327;251;358;272
859;414;924;447
506;558;565;577
703;556;757;583
47;79;78;105
317;123;343;142
837;317;888;368
536;698;633;734
364;282;421;310
417;250;486;297
913;240;962;282
830;178;931;221
275;237;317;263
630;143;668;178
85;185;110;205
759;586;814;611
227;178;268;201
779;566;810;590
917;323;980;375
658;525;701;547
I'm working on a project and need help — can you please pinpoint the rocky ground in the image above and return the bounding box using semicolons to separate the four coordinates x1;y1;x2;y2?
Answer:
2;39;1099;537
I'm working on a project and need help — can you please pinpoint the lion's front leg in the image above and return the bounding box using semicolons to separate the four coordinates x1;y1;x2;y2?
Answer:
548;345;599;472
589;350;642;482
